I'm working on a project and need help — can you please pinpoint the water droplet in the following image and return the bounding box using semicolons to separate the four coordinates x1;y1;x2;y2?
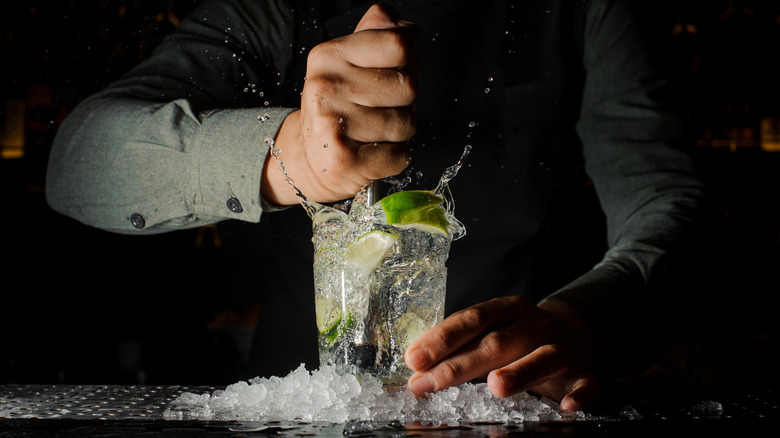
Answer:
488;77;494;82
468;121;476;128
322;168;327;173
484;88;491;93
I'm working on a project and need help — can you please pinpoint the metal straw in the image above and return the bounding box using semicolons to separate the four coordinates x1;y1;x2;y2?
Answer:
366;180;379;206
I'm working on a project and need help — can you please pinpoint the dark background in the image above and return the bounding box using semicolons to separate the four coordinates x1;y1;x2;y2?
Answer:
1;0;779;389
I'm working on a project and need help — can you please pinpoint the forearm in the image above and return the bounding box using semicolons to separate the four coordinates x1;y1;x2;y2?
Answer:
541;0;705;374
45;0;298;233
46;95;293;234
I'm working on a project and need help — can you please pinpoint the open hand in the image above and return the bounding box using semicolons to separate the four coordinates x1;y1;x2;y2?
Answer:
404;296;602;412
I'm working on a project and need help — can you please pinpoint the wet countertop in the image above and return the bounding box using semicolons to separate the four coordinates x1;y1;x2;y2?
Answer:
1;383;778;437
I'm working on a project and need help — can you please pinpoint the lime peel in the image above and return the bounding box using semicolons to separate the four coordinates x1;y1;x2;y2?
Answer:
379;190;450;236
315;296;341;335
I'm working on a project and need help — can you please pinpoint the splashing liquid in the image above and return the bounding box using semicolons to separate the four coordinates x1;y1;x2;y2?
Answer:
309;147;470;383
434;145;471;221
261;113;470;230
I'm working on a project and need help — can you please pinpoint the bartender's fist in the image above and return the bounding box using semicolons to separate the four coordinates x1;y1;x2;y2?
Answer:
263;4;419;205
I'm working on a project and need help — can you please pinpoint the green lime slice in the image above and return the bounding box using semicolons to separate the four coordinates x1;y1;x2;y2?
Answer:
315;295;341;335
379;190;450;235
345;230;399;275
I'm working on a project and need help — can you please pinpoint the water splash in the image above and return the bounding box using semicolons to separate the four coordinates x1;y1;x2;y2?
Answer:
434;145;471;196
433;145;471;240
260;109;471;228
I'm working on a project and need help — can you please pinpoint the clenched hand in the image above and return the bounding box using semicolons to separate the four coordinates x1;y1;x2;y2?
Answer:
263;4;419;205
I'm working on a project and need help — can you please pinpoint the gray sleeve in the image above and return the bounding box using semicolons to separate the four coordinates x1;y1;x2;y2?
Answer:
542;0;705;367
45;0;297;234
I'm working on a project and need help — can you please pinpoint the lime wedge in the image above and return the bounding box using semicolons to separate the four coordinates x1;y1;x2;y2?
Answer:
379;190;450;235
315;296;341;335
345;230;399;275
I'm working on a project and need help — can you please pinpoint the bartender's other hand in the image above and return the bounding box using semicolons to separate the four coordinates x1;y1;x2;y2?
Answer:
404;296;602;412
263;3;419;205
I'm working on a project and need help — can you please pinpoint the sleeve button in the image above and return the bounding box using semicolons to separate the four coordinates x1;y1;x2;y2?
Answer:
226;197;243;213
130;213;146;229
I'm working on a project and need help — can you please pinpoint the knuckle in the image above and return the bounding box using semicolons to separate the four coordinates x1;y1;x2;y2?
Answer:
544;343;569;363
306;43;333;67
310;113;344;138
436;360;463;384
431;325;456;353
303;75;339;101
499;295;526;310
380;31;409;63
481;330;513;360
539;343;562;357
383;109;416;142
537;344;568;376
460;307;488;331
323;140;357;169
402;110;418;138
398;71;417;102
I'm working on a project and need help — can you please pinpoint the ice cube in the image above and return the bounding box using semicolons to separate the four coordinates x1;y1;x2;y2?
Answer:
162;364;583;426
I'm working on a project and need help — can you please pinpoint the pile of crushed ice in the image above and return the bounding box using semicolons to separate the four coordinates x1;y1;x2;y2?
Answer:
163;364;587;426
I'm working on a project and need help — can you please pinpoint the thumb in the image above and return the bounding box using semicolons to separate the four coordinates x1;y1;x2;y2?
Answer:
354;3;417;34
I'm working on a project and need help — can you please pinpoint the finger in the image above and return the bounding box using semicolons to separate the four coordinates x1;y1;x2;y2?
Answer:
347;68;417;108
560;375;602;412
353;141;411;180
302;67;416;117
343;106;416;143
408;318;536;397
486;344;572;398
354;3;418;34
306;131;410;184
323;28;415;70
405;296;529;372
350;4;420;74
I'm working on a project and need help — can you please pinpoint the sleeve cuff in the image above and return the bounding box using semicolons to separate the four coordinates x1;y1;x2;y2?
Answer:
190;106;296;222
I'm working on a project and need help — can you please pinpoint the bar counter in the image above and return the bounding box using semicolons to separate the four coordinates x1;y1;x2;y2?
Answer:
1;383;778;437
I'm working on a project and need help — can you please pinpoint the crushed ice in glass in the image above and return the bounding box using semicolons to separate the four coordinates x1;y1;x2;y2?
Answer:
163;364;589;426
